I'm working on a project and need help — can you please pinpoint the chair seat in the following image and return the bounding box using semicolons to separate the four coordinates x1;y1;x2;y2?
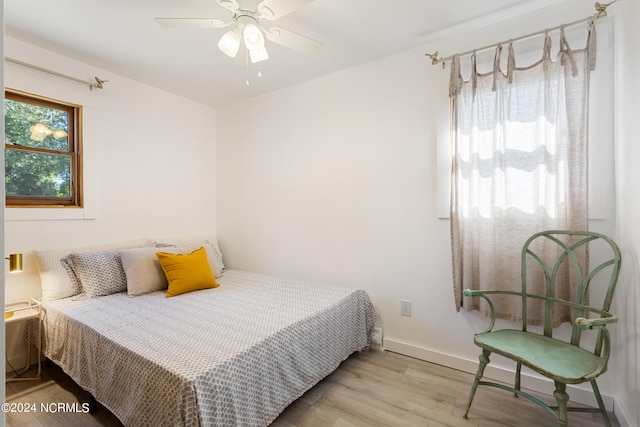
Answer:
474;329;604;384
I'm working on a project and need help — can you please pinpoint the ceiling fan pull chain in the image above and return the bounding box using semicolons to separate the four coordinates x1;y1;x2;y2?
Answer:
245;48;251;86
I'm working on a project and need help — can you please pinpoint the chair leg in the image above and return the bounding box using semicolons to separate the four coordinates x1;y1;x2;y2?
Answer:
463;349;491;419
514;362;522;397
591;379;611;427
553;381;569;427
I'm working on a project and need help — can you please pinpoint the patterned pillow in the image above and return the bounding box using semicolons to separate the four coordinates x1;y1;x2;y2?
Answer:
60;257;82;294
33;239;151;300
65;249;129;299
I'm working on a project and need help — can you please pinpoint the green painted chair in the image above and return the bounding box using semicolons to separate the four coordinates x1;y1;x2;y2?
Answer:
462;230;621;427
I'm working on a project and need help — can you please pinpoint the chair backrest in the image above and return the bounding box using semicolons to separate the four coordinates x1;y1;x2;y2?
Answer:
520;230;621;351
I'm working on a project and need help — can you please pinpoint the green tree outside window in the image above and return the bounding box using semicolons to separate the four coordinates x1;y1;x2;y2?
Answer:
4;90;82;206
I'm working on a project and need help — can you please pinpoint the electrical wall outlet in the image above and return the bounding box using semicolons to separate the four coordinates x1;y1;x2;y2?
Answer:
401;300;412;317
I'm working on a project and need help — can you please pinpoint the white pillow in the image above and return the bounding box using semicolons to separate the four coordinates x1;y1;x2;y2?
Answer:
121;246;180;297
152;238;224;278
33;239;151;300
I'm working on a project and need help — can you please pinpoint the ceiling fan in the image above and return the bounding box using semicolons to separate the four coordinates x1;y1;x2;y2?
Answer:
155;0;323;66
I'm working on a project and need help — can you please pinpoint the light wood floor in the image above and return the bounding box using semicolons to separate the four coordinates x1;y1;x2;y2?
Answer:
5;350;620;427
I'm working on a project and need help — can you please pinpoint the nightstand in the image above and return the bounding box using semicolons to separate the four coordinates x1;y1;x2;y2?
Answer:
5;298;42;382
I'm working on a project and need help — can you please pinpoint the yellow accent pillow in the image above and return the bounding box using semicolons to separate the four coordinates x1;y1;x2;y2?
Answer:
156;247;219;297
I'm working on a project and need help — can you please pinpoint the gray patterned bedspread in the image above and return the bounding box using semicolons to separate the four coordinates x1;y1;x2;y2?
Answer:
42;270;378;426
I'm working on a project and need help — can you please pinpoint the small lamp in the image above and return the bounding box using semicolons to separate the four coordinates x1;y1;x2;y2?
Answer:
6;253;23;273
5;253;23;319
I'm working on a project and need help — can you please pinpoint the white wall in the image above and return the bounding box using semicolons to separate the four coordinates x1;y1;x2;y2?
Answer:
1;1;6;422
218;46;465;353
217;2;629;421
2;2;637;426
613;1;640;426
3;37;217;368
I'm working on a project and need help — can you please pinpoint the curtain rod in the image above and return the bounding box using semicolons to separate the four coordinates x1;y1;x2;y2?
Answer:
4;57;108;90
426;0;616;66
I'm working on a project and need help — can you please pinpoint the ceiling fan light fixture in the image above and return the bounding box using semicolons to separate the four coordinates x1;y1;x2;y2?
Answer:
29;122;53;141
243;23;265;50
52;129;68;139
250;46;269;63
157;0;323;82
218;30;241;57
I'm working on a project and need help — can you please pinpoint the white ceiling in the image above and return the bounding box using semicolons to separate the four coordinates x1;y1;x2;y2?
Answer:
5;0;568;107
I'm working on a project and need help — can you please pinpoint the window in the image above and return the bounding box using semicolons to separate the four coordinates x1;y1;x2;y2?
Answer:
4;89;82;207
448;22;597;320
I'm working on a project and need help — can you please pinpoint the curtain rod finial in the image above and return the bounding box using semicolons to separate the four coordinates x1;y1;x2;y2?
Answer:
425;51;441;65
594;1;616;18
94;76;108;90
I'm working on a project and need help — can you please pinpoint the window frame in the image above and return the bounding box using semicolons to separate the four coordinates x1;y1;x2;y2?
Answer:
4;89;83;208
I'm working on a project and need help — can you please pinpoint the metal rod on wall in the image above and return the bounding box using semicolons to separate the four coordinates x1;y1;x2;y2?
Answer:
425;0;617;67
4;57;108;90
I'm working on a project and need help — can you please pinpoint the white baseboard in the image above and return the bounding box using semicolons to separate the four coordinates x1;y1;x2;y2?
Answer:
383;338;614;411
613;398;635;427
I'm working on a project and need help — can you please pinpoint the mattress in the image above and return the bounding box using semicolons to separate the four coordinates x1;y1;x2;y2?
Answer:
41;269;377;426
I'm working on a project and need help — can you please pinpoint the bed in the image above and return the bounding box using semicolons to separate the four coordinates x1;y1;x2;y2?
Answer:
35;241;378;427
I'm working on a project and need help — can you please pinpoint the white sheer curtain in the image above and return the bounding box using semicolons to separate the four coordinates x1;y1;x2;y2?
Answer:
450;22;597;322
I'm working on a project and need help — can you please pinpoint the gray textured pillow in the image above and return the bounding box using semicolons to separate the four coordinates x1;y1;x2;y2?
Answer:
65;249;129;299
33;239;151;300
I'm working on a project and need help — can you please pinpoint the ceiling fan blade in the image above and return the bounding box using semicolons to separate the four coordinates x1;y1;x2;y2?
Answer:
258;0;314;20
265;26;323;55
154;18;231;29
216;0;240;12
